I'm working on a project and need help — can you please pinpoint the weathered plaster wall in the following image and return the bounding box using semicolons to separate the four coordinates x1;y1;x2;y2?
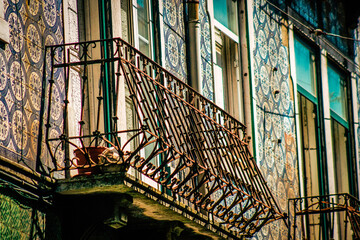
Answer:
0;0;64;169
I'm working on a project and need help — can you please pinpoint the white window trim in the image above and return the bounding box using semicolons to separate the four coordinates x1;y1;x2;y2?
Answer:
288;24;307;201
132;0;155;58
213;19;239;44
351;72;360;196
138;34;149;45
320;50;343;239
0;0;9;44
132;0;159;189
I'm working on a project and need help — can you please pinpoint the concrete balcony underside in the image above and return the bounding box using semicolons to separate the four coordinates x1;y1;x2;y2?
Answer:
56;173;227;240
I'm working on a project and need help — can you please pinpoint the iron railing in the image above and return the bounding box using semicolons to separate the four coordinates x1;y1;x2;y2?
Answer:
288;193;360;239
39;38;285;238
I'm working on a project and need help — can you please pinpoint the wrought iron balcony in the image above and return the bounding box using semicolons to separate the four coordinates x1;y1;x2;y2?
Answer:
288;193;360;239
38;38;285;238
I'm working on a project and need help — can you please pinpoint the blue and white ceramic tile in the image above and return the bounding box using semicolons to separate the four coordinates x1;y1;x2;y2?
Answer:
199;0;213;101
164;24;187;81
290;0;318;27
163;0;185;39
163;0;187;81
0;0;64;167
253;0;299;238
201;57;213;101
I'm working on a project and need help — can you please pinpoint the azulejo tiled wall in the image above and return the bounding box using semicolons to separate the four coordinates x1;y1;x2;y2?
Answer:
291;0;348;54
252;0;299;238
290;0;318;27
162;0;213;101
0;191;45;239
199;0;213;101
163;0;187;82
0;0;63;168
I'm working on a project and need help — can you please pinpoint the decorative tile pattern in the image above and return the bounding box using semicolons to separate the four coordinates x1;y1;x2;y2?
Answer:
0;193;45;239
164;24;187;81
290;0;318;27
321;0;348;53
199;0;213;100
163;0;187;81
162;0;213;98
163;0;184;38
252;0;299;238
0;0;64;167
290;0;348;53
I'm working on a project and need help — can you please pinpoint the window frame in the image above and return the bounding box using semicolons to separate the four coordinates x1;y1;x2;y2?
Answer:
132;0;155;59
326;58;357;196
294;34;327;196
293;34;329;239
211;0;243;121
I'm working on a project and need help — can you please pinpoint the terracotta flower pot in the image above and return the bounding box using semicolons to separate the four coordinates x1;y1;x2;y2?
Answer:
74;146;107;175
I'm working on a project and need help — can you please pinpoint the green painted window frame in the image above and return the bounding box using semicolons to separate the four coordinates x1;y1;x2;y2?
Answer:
294;34;329;240
327;62;349;128
294;36;324;193
327;60;356;196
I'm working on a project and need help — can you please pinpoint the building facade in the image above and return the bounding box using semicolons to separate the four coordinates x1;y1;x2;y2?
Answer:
0;0;360;239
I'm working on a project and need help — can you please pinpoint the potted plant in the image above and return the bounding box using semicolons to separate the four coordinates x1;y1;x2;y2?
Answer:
74;146;107;175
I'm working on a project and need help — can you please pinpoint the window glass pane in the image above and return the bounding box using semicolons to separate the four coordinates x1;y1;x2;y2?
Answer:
332;118;351;240
137;0;150;56
137;0;149;39
332;119;350;195
214;65;225;109
294;38;317;97
121;0;131;43
328;64;348;121
299;95;320;197
213;0;238;34
139;37;150;57
298;94;321;239
214;31;240;119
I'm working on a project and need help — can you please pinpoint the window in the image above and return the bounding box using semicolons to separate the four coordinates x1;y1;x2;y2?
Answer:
295;37;322;196
294;33;357;239
136;0;152;57
117;0;154;58
294;36;322;239
121;0;155;147
327;63;352;195
213;30;241;119
212;0;242;120
328;64;348;124
213;0;238;35
295;37;317;99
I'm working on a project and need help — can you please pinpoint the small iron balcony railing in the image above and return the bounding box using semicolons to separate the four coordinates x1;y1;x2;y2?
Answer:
288;193;360;239
38;38;285;238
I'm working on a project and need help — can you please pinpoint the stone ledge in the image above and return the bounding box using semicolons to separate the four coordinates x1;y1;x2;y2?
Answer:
56;171;127;194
